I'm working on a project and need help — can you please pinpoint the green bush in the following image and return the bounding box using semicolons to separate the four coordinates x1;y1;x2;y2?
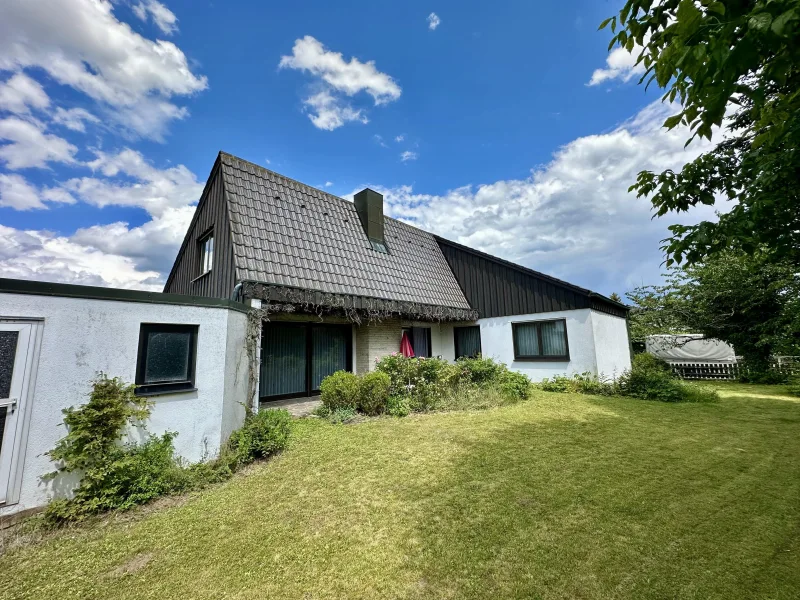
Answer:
539;373;615;396
376;354;453;411
739;369;789;384
499;370;533;401
227;408;291;466
319;370;360;410
386;395;411;417
43;375;292;525
617;353;717;403
456;356;506;385
358;371;391;415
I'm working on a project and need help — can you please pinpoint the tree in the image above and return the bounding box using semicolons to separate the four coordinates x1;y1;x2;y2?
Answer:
602;1;800;267
608;292;623;303
626;251;800;370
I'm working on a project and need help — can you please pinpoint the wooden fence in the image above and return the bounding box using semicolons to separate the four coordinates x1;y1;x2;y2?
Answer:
669;357;800;381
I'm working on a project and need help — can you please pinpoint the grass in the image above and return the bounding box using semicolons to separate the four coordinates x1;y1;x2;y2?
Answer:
2;382;799;599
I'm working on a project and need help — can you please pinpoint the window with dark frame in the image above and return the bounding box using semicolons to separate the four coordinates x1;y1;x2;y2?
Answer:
198;229;214;275
403;326;432;358
454;326;482;359
135;324;198;396
512;319;569;361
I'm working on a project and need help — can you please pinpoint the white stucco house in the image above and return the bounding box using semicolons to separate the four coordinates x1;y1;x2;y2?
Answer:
0;151;631;517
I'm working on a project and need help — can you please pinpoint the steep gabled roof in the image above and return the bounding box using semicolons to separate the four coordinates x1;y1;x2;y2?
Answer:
217;152;472;312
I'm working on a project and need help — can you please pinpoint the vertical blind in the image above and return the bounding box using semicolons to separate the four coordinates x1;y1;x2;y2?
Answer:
0;331;19;399
454;326;481;358
311;326;349;390
261;323;351;398
541;320;567;356
411;327;431;358
260;324;307;397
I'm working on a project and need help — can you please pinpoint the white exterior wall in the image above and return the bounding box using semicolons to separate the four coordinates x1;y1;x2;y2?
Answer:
0;293;249;516
591;311;632;377
477;308;630;381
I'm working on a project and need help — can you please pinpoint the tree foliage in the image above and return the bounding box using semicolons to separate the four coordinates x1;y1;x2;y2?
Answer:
626;251;800;369
602;0;800;266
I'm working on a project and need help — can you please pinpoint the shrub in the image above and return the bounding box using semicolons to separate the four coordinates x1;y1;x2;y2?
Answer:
358;371;391;416
43;375;292;525
618;354;717;403
376;354;453;411
386;395;411;417
319;370;360;410
738;369;788;384
499;370;532;401
227;408;291;466
539;373;615;396
456;356;506;385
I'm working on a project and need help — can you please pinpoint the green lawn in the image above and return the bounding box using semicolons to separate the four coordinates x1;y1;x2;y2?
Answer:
3;383;800;599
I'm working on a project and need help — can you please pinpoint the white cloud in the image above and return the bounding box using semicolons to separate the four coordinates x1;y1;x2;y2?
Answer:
0;116;78;169
52;107;100;132
400;150;418;162
427;13;441;30
588;46;645;86
132;0;178;35
60;148;204;217
0;0;206;139
0;73;50;114
279;36;400;130
395;134;405;142
352;101;718;294
0;173;44;209
0;224;161;290
373;134;388;148
302;89;368;131
324;181;333;188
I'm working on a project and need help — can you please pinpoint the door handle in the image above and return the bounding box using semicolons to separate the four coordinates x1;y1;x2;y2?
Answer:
0;398;17;413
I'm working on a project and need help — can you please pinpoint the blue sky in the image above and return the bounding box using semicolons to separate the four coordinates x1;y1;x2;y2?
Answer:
0;0;717;294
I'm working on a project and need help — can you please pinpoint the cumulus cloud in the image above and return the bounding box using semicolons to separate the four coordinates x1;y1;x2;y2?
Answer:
0;0;206;139
395;134;405;142
279;36;401;130
351;101;718;294
0;224;162;290
52;107;100;132
132;0;178;35
588;45;645;86
0;149;203;288
427;13;441;30
0;72;50;114
0;116;78;169
400;150;418;162
302;89;368;131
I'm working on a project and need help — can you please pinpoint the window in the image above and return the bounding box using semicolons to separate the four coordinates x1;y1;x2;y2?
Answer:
454;326;482;359
512;319;569;361
260;323;352;400
403;326;432;358
199;230;214;275
369;238;389;254
136;324;198;395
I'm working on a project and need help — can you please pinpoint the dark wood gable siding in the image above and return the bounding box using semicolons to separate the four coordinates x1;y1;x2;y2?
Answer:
436;237;627;319
163;160;237;298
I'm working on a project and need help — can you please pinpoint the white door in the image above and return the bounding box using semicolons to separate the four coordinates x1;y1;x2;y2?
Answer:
0;323;33;505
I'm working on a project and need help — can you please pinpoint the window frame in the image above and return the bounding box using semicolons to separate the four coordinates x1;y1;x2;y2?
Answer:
259;322;353;402
135;323;199;396
402;326;433;358
511;318;570;362
198;228;214;277
454;325;482;359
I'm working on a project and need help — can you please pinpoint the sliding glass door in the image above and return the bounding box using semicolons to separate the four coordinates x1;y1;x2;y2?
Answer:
260;322;352;400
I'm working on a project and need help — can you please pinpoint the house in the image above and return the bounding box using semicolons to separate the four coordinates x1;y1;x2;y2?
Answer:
0;150;630;517
164;152;631;403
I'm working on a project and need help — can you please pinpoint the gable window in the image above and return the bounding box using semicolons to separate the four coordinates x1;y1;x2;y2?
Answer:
199;230;214;275
512;319;569;361
454;326;482;359
403;326;432;358
136;324;198;395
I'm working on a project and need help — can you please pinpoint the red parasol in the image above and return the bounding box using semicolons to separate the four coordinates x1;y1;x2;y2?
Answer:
400;331;415;357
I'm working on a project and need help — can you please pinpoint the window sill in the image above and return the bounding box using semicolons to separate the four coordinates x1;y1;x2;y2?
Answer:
135;386;197;397
190;270;211;283
513;356;570;362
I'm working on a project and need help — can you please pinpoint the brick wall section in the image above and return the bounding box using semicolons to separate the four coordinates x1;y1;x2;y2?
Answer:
355;319;403;374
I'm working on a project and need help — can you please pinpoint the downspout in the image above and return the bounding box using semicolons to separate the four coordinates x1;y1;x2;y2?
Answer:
230;282;243;302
